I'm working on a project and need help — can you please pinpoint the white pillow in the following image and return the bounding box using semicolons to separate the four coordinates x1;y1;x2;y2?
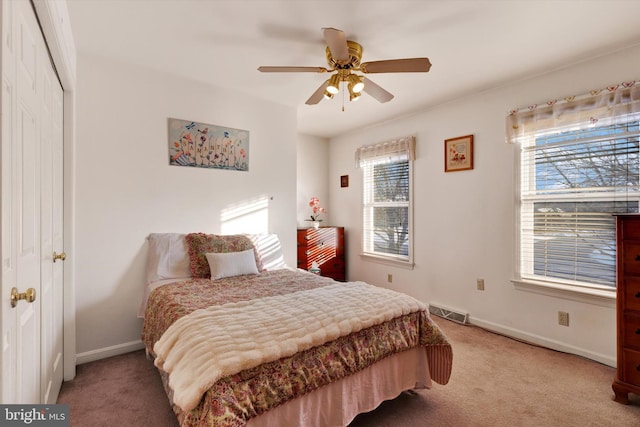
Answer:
246;233;287;270
205;249;259;280
145;233;192;284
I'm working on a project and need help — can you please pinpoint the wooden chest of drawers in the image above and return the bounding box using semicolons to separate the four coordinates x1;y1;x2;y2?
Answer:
297;226;345;282
613;214;640;404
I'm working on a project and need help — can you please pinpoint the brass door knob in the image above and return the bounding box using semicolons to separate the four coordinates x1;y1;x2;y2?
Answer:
10;287;36;308
53;251;66;262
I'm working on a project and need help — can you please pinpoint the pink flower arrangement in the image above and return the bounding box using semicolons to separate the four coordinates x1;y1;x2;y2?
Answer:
308;197;326;221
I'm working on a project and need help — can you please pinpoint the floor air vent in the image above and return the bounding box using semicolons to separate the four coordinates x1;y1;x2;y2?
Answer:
428;304;469;325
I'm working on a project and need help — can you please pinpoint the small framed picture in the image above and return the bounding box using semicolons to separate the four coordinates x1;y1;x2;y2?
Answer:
444;134;474;172
340;175;349;188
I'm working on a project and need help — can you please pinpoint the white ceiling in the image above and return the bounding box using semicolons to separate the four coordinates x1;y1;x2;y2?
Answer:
66;0;640;138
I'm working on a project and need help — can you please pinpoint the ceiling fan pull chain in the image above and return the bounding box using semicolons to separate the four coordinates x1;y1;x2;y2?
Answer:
342;84;345;112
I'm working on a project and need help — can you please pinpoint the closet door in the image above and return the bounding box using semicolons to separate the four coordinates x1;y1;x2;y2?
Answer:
0;0;17;402
13;0;43;403
0;0;63;404
50;71;65;403
39;49;64;404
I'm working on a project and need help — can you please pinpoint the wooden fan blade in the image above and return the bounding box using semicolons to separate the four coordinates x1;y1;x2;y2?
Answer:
362;77;394;103
305;80;329;105
258;66;328;73
322;27;349;62
360;58;432;73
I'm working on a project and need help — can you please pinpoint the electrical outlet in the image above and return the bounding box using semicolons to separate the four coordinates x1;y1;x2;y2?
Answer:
476;278;485;291
387;274;393;283
558;311;569;327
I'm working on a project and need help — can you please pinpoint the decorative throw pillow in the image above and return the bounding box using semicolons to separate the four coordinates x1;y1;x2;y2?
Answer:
185;233;263;278
205;249;259;280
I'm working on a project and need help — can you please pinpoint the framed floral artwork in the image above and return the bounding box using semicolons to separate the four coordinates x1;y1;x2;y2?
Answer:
444;134;473;172
168;118;249;171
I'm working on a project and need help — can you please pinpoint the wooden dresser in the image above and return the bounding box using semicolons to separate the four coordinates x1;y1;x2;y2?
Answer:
613;214;640;404
297;226;345;281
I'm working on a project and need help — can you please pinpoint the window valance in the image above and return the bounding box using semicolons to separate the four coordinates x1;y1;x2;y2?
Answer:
355;136;416;168
505;80;640;144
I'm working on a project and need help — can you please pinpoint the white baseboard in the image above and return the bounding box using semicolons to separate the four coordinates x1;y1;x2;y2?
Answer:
468;317;616;368
76;340;145;365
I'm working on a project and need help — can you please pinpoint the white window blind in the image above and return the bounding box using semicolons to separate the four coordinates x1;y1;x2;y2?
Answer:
356;137;415;264
520;121;639;288
508;81;640;290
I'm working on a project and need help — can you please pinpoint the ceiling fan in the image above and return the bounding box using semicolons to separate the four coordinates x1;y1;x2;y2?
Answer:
258;27;432;105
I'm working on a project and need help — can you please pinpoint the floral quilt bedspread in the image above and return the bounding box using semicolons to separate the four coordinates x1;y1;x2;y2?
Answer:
142;269;452;427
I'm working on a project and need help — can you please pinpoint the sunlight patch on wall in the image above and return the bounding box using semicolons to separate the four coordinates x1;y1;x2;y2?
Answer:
248;233;287;270
221;194;270;234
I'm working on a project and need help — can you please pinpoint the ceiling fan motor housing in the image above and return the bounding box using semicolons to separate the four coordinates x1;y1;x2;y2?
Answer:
326;40;363;69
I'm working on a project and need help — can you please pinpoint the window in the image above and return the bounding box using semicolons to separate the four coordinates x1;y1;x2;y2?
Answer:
356;137;415;266
520;122;639;288
508;82;640;291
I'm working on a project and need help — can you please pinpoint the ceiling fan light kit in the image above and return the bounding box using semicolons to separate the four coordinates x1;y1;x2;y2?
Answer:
258;27;431;107
323;89;334;100
327;74;341;94
347;74;364;93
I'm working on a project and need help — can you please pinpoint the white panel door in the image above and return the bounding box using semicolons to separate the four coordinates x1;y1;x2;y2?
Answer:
15;0;43;403
50;70;65;404
39;52;53;404
40;55;64;405
1;0;18;403
52;85;64;402
0;0;62;404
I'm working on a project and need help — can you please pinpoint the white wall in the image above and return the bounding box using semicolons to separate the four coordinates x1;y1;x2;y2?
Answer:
323;44;640;366
74;54;297;361
296;134;330;227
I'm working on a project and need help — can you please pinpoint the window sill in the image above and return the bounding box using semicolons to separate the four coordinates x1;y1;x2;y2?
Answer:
360;253;414;270
511;278;615;308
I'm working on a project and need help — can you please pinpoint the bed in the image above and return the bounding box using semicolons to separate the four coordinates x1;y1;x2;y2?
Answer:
140;232;452;426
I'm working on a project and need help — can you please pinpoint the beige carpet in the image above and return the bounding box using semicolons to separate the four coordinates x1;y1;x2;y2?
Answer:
58;317;640;426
